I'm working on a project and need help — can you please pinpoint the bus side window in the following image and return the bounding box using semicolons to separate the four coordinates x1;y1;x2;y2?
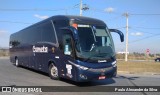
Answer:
41;21;56;43
63;34;73;56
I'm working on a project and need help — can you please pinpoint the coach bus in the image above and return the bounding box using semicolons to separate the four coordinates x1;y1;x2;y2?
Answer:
9;15;124;82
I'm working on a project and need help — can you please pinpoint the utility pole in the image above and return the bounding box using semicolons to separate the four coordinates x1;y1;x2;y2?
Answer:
124;13;129;62
80;0;82;16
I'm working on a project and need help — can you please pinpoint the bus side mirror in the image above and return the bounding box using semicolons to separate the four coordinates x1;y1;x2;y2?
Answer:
109;29;124;42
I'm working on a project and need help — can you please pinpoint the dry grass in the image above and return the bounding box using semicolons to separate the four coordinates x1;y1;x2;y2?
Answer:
0;52;8;56
117;60;160;74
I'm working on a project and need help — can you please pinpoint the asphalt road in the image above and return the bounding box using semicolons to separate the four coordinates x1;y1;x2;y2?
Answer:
0;58;160;95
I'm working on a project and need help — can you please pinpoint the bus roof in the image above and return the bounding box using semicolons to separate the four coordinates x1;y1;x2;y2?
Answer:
50;15;106;26
12;15;106;35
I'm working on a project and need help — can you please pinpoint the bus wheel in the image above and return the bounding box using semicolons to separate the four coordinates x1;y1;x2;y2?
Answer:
49;63;59;80
15;58;19;67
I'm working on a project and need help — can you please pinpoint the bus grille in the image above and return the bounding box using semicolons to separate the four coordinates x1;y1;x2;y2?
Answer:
88;66;113;73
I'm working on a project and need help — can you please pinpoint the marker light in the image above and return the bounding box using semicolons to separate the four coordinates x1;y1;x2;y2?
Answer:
72;23;78;29
112;61;117;67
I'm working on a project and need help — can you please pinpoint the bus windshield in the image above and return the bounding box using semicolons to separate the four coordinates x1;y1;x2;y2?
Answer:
76;25;115;60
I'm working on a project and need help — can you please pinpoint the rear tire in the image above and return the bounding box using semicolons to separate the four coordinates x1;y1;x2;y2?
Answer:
15;58;19;67
49;63;59;80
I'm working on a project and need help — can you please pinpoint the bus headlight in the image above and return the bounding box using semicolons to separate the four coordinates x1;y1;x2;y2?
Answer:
68;60;88;70
75;64;89;70
112;61;117;67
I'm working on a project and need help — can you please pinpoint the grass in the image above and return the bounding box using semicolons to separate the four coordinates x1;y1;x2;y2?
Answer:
117;60;160;74
0;49;9;57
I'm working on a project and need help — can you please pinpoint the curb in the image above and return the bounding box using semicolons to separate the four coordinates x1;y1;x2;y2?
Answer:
0;57;9;59
118;71;160;75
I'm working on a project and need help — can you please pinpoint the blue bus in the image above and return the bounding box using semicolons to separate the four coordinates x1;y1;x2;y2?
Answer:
9;15;124;82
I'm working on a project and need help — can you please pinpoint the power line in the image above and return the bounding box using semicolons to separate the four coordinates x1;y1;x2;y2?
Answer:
129;33;160;44
2;8;160;17
109;26;125;30
130;13;160;16
0;20;33;24
0;8;67;11
131;26;160;30
130;28;159;35
88;7;121;15
105;16;123;22
0;6;79;12
88;9;160;16
115;27;126;30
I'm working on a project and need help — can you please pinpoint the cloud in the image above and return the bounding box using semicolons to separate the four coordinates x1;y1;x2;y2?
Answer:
34;14;49;19
104;7;115;13
0;30;8;37
130;32;143;36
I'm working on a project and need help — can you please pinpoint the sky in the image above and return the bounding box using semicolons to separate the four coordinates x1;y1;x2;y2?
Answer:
0;0;160;54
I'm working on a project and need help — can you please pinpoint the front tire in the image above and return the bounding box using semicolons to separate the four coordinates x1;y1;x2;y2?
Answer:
49;63;59;80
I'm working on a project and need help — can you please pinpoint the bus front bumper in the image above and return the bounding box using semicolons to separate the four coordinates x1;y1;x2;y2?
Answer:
76;66;117;82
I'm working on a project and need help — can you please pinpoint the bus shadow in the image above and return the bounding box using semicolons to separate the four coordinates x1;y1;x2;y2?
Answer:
60;78;116;87
115;75;139;80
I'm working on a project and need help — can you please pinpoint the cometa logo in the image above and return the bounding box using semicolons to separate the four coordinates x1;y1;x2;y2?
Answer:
32;46;48;53
98;60;107;63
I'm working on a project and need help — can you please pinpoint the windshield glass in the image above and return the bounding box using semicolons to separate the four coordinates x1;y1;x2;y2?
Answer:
76;25;115;60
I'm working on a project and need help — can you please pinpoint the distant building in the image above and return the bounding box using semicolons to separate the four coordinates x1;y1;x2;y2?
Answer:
117;51;129;54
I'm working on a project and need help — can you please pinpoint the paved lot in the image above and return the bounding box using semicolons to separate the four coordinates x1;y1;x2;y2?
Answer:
0;58;160;95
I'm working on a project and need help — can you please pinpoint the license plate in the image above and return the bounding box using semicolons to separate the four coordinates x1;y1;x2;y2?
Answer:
98;76;106;80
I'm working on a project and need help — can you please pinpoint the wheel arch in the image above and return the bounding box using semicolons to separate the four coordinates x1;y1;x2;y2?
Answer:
15;56;18;62
48;59;57;69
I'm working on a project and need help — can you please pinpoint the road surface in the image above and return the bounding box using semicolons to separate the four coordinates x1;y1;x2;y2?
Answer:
0;58;160;95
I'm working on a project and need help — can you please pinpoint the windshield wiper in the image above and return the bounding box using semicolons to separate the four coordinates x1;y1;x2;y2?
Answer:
90;43;95;51
90;41;98;51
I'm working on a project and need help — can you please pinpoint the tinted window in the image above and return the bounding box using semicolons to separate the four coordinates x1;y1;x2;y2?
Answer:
54;20;68;38
29;26;41;44
11;21;57;45
41;22;56;43
10;34;20;47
